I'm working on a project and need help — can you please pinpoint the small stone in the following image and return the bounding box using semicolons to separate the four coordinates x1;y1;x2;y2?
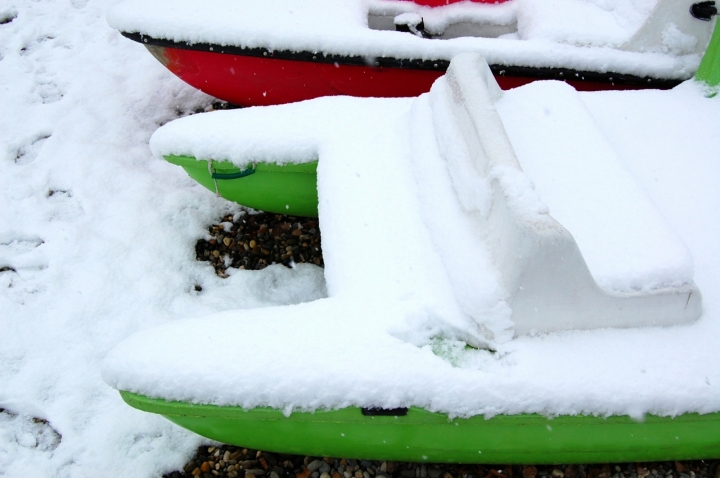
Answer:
271;472;280;478
340;459;348;467
231;451;243;461
192;468;202;477
364;472;371;478
320;464;332;474
344;472;352;478
320;473;331;478
201;462;212;473
356;472;364;478
420;466;427;478
429;469;442;478
308;460;324;472
524;467;538;478
380;463;387;473
443;473;453;478
250;240;257;248
333;473;342;478
553;470;564;478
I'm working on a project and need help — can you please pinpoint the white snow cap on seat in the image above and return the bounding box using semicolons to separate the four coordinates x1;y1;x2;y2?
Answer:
431;52;701;335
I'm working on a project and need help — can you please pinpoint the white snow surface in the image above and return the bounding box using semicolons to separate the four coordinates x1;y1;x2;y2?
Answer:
2;1;720;477
106;0;703;80
110;69;716;416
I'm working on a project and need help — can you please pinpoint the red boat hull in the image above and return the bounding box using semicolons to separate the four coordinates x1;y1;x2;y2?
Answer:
142;40;682;107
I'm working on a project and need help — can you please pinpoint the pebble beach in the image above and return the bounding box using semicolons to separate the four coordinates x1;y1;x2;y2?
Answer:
165;444;720;478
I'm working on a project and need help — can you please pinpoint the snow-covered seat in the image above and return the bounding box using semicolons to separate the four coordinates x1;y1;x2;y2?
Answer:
431;52;701;335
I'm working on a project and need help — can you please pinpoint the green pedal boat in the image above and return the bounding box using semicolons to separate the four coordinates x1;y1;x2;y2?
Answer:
106;35;720;463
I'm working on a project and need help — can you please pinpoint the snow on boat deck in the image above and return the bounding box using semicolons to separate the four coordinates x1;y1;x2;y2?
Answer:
106;72;717;418
107;0;704;80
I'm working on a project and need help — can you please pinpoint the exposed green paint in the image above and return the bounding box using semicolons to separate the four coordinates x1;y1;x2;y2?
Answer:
696;18;720;88
121;391;720;464
165;155;319;217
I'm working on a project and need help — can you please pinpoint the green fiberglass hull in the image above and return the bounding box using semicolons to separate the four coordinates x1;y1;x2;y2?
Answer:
165;155;319;217
121;392;720;464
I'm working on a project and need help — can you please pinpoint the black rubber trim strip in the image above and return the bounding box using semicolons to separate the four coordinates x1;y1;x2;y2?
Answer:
361;407;409;416
122;31;685;88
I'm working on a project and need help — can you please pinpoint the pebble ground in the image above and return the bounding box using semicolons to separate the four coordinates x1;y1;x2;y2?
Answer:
196;212;323;277
164;445;719;478
184;214;719;478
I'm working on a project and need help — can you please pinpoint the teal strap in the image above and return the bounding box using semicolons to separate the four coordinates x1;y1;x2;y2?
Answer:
211;168;256;180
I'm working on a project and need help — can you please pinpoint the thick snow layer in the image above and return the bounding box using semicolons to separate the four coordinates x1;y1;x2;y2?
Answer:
107;78;719;420
106;0;705;80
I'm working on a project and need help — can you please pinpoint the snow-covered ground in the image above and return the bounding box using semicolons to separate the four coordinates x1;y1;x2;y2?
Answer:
0;0;328;475
1;0;719;476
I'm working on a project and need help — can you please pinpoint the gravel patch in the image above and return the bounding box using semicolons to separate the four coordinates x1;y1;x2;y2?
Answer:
164;445;720;478
196;212;323;277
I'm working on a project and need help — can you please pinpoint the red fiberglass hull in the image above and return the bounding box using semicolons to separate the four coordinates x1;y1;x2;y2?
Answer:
136;35;683;107
159;46;447;107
